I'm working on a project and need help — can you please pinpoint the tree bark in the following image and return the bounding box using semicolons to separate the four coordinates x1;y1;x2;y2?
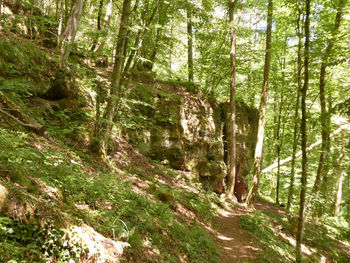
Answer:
225;0;239;199
312;0;347;197
187;2;194;82
90;0;104;51
276;52;286;205
296;0;310;261
124;0;163;74
287;5;302;214
58;0;84;66
94;0;114;55
93;0;132;155
245;0;273;207
57;0;65;41
332;133;345;216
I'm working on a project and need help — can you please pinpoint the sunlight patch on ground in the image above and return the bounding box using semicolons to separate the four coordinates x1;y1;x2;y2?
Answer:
217;235;234;241
278;231;318;256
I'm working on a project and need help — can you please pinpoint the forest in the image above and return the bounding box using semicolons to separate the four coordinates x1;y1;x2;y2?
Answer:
0;0;349;262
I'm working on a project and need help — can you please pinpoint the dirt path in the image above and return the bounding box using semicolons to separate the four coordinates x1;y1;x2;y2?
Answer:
214;198;285;263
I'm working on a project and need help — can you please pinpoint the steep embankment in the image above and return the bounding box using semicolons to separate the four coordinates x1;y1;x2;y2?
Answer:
0;34;224;262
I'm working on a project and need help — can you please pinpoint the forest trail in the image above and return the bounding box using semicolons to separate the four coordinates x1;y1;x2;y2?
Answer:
215;198;285;263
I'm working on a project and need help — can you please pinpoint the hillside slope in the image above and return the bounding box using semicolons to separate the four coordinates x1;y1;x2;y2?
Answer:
1;33;349;263
0;34;224;262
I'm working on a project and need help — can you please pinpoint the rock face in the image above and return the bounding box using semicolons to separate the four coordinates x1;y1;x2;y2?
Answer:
122;81;258;192
220;101;259;180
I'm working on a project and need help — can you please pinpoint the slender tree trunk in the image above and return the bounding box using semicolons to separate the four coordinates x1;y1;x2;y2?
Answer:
287;5;302;213
296;0;310;261
247;14;255;107
333;133;345;216
112;11;120;62
225;0;240;199
142;13;165;70
169;21;173;74
93;0;132;155
312;0;347;196
245;0;273;207
58;0;84;66
276;51;286;205
276;88;284;205
90;0;104;51
187;2;194;82
57;0;65;41
94;0;114;55
122;0;139;61
286;85;300;212
124;0;163;74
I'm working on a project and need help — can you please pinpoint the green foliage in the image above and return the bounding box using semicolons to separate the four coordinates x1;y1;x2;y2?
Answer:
120;83;180;135
241;210;350;262
0;125;220;263
0;39;54;80
0;78;33;98
0;217;86;262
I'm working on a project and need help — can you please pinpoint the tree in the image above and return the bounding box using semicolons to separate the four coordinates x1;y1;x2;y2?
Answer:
225;0;240;199
312;0;347;199
123;0;163;74
57;0;84;66
333;133;346;216
287;1;302;214
187;1;194;82
296;0;310;261
245;0;273;206
93;0;132;155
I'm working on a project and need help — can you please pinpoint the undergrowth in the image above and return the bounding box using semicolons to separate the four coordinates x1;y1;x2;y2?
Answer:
240;210;350;262
0;127;220;262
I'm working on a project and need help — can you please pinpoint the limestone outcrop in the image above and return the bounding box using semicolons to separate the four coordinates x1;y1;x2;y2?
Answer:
122;81;258;191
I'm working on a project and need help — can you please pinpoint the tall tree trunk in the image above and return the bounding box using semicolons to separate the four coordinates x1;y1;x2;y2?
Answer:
276;90;284;205
58;0;84;66
187;2;194;82
332;133;345;216
286;88;300;212
225;0;240;199
312;0;347;197
57;0;65;41
93;0;132;155
124;0;163;74
90;0;104;51
122;0;140;61
169;20;174;74
276;50;286;205
296;0;310;261
94;0;114;55
287;4;302;214
245;0;273;207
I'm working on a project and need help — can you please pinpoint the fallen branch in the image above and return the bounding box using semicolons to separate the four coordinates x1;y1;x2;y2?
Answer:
261;124;350;174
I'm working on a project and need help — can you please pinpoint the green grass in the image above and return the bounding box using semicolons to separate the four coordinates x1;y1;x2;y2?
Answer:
0;126;220;262
240;210;350;263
